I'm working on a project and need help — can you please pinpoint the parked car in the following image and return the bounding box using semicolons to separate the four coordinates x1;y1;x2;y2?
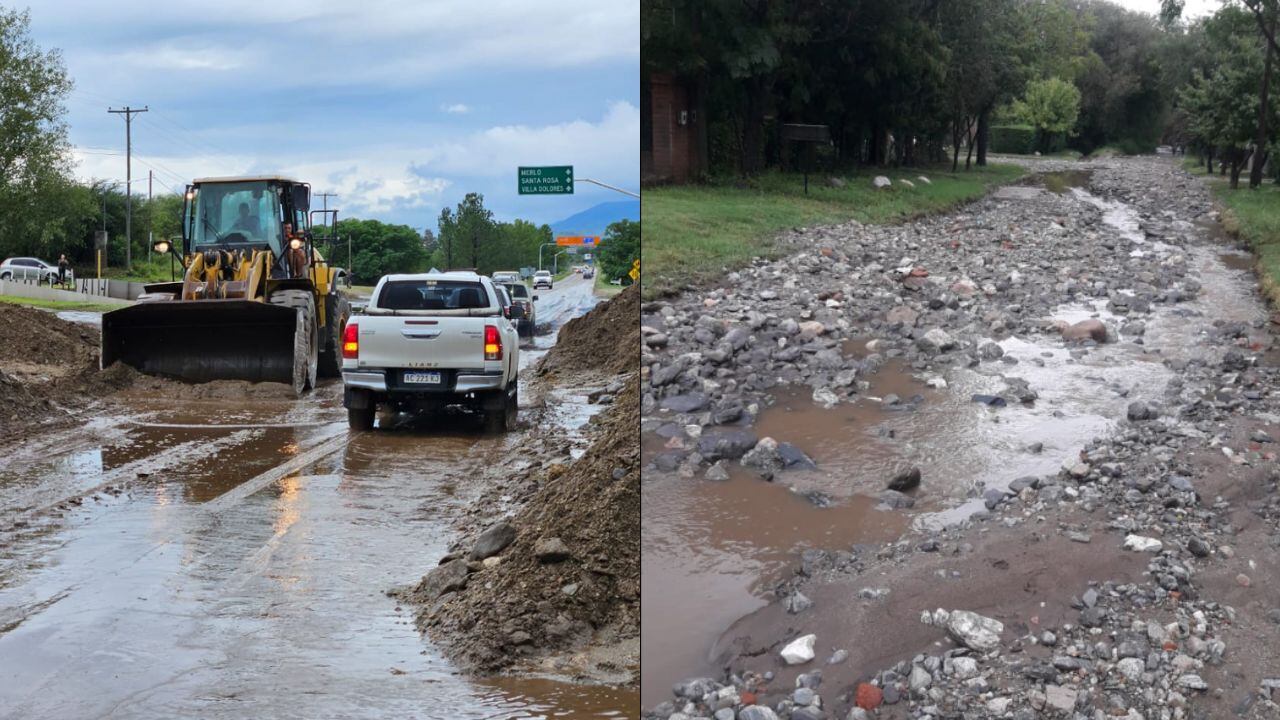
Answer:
341;271;520;432
532;270;553;289
491;270;520;284
502;282;537;338
0;257;73;285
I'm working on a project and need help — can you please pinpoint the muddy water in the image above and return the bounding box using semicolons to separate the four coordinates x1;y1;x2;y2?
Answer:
0;276;633;719
640;168;1270;709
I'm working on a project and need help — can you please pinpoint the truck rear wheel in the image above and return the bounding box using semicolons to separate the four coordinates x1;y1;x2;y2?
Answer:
318;293;350;378
348;406;374;430
269;289;319;393
484;384;518;434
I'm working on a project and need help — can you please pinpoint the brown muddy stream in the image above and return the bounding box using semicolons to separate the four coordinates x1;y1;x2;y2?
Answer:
640;172;1269;708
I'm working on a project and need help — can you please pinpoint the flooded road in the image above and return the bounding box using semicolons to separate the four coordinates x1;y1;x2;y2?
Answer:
639;164;1269;708
0;273;635;719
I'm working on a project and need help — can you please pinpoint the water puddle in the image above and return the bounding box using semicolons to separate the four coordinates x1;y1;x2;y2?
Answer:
54;310;103;325
641;465;905;708
475;678;637;718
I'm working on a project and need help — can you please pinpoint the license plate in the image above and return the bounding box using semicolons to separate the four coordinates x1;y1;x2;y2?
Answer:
403;371;442;385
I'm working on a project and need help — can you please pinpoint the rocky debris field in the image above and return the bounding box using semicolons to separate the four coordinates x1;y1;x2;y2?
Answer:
641;157;1280;719
405;285;640;686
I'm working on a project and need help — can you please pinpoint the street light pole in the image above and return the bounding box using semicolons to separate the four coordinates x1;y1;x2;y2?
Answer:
538;241;559;271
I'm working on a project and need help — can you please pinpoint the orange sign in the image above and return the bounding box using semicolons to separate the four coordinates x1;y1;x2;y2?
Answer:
556;235;600;246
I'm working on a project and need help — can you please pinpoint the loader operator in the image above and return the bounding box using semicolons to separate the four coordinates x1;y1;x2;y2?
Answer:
231;202;261;237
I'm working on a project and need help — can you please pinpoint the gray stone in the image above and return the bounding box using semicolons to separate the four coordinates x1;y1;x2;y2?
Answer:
418;559;468;600
946;610;1004;651
1044;685;1077;713
470;521;517;560
534;537;571;563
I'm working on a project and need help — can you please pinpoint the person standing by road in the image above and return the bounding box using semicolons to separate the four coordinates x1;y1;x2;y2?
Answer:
57;254;70;288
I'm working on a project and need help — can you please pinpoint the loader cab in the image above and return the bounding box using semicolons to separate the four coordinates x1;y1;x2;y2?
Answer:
182;176;315;279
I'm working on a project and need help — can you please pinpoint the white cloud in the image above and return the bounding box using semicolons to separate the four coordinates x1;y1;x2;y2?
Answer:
443;103;470;115
410;101;639;183
70;101;636;226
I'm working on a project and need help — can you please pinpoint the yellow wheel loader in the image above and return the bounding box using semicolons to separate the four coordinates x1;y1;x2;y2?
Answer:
101;176;351;394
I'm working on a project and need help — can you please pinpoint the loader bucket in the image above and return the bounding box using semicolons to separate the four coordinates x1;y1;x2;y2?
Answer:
102;300;302;387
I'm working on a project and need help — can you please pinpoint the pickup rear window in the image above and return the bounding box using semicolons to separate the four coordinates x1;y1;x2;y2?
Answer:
377;280;490;310
504;283;530;300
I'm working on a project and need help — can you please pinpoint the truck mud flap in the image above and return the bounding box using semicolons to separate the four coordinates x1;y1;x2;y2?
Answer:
101;300;300;385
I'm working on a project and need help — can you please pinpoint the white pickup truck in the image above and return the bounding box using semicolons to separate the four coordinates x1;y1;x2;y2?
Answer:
341;272;520;432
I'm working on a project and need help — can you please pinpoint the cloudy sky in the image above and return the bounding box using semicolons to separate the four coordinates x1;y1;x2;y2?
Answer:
22;0;638;232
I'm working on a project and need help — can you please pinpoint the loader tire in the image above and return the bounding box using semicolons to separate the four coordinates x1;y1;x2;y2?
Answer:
269;289;319;393
318;293;351;379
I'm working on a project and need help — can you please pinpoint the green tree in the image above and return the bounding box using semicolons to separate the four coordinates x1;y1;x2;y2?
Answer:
599;219;639;285
339;218;429;283
0;8;74;260
437;193;495;270
1014;78;1082;151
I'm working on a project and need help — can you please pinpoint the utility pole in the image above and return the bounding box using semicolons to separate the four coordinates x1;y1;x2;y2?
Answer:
316;192;337;212
147;169;153;263
108;105;148;271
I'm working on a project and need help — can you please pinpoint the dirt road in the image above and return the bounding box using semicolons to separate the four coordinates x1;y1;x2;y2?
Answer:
0;272;635;719
642;156;1280;718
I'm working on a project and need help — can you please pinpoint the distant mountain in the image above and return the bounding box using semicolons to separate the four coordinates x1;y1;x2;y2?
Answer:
549;200;639;238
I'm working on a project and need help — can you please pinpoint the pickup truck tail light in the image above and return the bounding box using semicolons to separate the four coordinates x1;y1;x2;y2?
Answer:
342;322;359;359
484;324;502;360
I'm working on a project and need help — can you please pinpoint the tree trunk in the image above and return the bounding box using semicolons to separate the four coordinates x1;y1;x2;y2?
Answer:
965;117;976;170
1206;146;1215;174
741;78;767;175
1253;12;1276;189
951;119;962;173
976;105;991;166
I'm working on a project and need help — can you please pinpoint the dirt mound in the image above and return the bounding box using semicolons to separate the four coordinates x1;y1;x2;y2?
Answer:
0;304;97;367
414;373;640;677
538;284;640;377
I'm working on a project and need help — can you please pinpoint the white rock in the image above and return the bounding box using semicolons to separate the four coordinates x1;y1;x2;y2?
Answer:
948;656;978;679
812;387;839;409
1123;535;1164;553
900;179;915;189
781;634;817;665
987;697;1012;714
873;175;892;189
917;175;931;184
1116;657;1144;681
946;610;1004;651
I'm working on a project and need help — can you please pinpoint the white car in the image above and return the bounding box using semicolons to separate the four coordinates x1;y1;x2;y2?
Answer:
341;271;520;432
491;271;520;284
532;270;553;289
0;257;73;285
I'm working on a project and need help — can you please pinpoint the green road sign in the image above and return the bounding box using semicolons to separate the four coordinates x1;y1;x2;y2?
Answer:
518;166;573;195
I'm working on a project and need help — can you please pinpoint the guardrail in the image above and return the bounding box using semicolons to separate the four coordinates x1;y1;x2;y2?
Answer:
0;276;137;305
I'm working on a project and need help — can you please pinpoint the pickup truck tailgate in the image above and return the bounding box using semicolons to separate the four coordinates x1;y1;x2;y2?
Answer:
354;316;489;370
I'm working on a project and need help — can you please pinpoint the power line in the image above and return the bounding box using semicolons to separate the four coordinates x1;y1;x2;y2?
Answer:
108;105;148;271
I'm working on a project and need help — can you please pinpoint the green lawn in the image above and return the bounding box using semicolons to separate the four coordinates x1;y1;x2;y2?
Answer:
0;295;128;313
1184;158;1280;305
642;163;1025;299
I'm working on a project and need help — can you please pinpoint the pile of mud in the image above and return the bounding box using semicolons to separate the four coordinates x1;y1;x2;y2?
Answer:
413;372;640;678
0;304;97;367
538;283;639;377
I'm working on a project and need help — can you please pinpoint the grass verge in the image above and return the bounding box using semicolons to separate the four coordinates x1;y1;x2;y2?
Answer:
0;295;127;313
641;163;1025;300
1183;158;1280;308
